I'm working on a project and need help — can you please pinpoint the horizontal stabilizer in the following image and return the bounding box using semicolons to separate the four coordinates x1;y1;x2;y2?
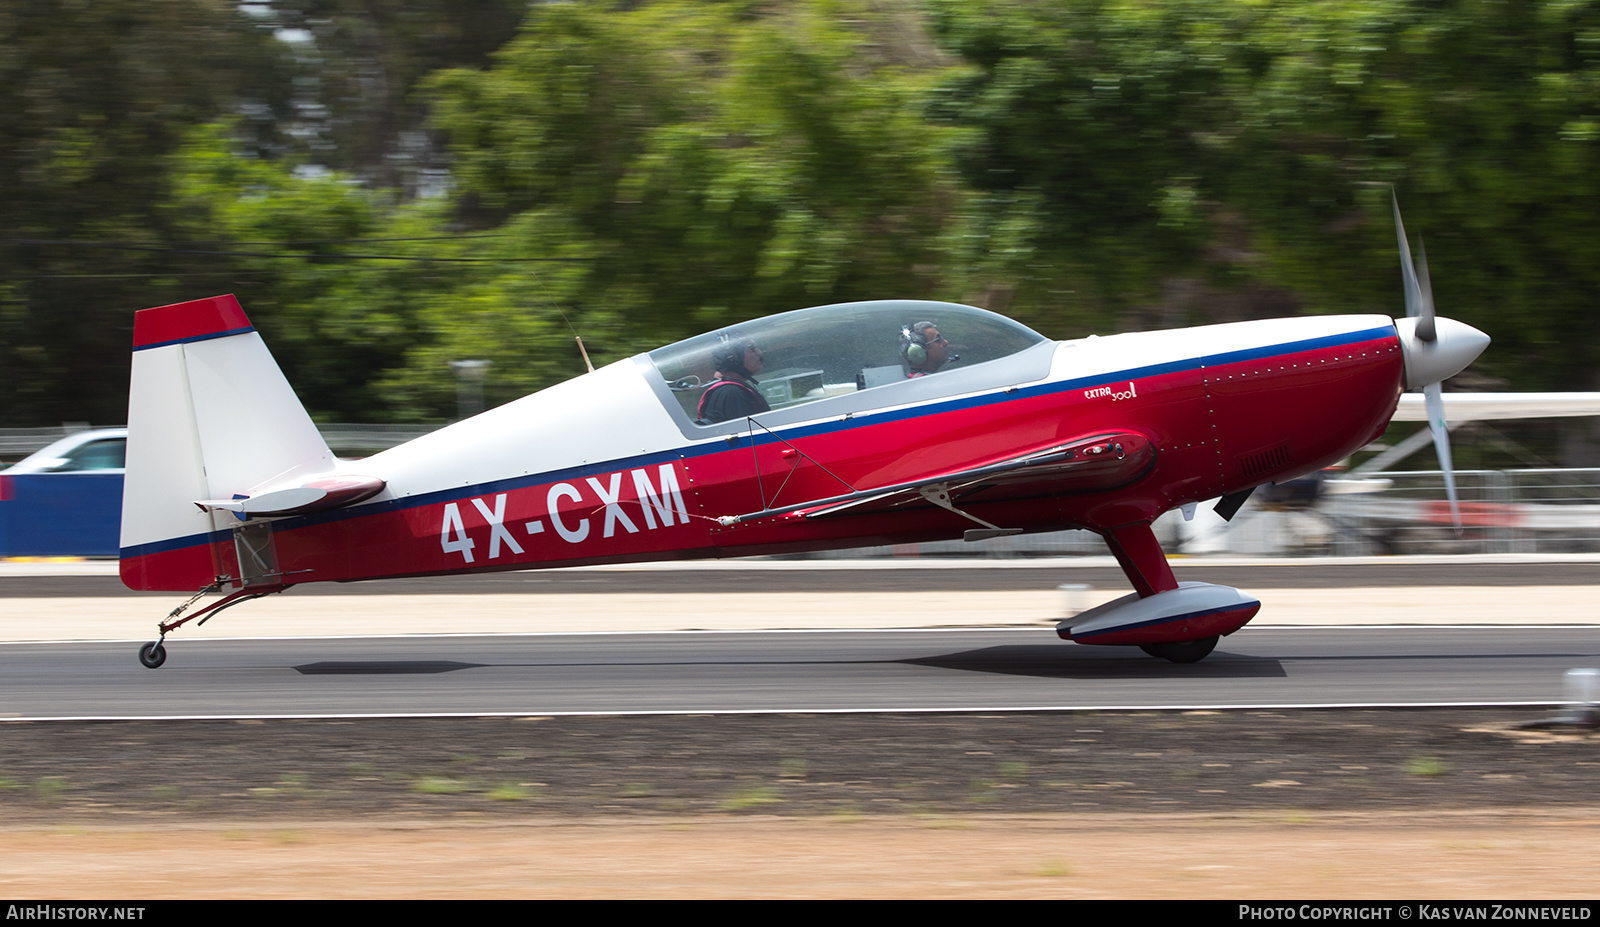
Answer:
195;475;385;518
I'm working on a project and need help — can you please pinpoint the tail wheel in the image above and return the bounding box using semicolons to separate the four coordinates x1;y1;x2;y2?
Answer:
1139;636;1219;664
138;641;167;669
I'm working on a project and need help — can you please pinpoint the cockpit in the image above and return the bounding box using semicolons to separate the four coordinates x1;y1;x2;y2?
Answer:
640;300;1054;435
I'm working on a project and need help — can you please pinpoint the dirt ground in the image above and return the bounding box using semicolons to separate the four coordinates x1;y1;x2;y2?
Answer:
5;813;1600;899
2;708;1597;898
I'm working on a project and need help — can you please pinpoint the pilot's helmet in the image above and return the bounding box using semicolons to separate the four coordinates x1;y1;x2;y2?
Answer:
711;332;757;377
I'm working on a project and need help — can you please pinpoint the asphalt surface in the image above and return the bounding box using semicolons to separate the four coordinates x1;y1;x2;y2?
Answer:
3;627;1597;719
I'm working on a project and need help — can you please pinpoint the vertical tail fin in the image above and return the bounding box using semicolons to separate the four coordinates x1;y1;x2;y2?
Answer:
119;295;334;590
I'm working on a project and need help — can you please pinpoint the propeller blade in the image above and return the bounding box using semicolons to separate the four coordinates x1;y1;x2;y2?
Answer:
1395;189;1476;532
1393;191;1422;320
1416;238;1437;343
1424;382;1462;531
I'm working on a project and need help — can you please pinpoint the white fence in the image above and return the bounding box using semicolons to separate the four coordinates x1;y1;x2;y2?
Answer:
9;424;1597;557
819;468;1600;558
0;423;441;461
1313;468;1600;556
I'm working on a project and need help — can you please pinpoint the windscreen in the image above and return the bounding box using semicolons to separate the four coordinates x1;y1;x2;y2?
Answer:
647;300;1047;424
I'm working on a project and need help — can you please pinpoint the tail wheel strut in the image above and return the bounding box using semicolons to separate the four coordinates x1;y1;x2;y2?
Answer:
137;581;290;669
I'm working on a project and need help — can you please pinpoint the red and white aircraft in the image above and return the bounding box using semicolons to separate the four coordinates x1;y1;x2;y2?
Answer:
120;202;1489;667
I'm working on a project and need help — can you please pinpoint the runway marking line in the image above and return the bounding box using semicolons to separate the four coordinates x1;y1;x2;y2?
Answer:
0;700;1569;723
2;623;1597;646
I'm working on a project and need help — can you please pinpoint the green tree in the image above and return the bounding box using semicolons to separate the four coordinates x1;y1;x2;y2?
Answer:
240;1;525;193
167;121;601;422
1213;0;1600;391
927;0;1600;389
926;0;1245;334
422;0;964;374
0;0;290;426
165;123;463;421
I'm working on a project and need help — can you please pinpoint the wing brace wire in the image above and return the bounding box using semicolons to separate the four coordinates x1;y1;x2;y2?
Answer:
743;414;857;512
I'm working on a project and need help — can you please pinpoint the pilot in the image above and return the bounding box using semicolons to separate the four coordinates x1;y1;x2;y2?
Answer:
697;335;771;423
901;321;950;378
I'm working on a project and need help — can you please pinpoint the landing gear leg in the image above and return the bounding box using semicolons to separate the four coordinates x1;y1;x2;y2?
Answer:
1104;521;1179;598
1108;522;1219;663
1061;520;1252;664
1139;636;1219;664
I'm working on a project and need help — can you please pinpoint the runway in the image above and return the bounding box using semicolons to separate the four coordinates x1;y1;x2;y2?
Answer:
7;554;1600;596
3;556;1596;719
4;626;1597;719
6;555;1600;642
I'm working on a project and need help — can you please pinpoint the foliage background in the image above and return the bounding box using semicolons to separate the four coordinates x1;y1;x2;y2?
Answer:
3;0;1597;448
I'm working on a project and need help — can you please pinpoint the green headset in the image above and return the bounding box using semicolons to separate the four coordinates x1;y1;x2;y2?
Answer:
900;321;938;367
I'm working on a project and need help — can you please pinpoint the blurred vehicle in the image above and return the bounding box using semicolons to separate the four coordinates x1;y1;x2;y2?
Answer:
0;428;126;557
5;429;127;474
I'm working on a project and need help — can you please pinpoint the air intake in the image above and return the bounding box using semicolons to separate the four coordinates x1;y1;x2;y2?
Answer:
1241;444;1290;479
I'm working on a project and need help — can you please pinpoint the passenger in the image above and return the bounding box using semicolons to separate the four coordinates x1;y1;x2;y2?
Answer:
697;335;771;423
900;321;950;378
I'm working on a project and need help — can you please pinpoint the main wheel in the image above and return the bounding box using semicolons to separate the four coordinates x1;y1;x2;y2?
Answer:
1139;635;1219;664
138;641;167;669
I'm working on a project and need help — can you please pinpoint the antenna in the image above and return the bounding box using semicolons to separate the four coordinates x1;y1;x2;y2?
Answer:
526;272;594;374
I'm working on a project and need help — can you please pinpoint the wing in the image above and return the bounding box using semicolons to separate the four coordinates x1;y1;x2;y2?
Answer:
717;431;1155;526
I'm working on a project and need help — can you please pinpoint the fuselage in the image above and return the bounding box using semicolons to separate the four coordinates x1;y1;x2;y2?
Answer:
120;310;1403;591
